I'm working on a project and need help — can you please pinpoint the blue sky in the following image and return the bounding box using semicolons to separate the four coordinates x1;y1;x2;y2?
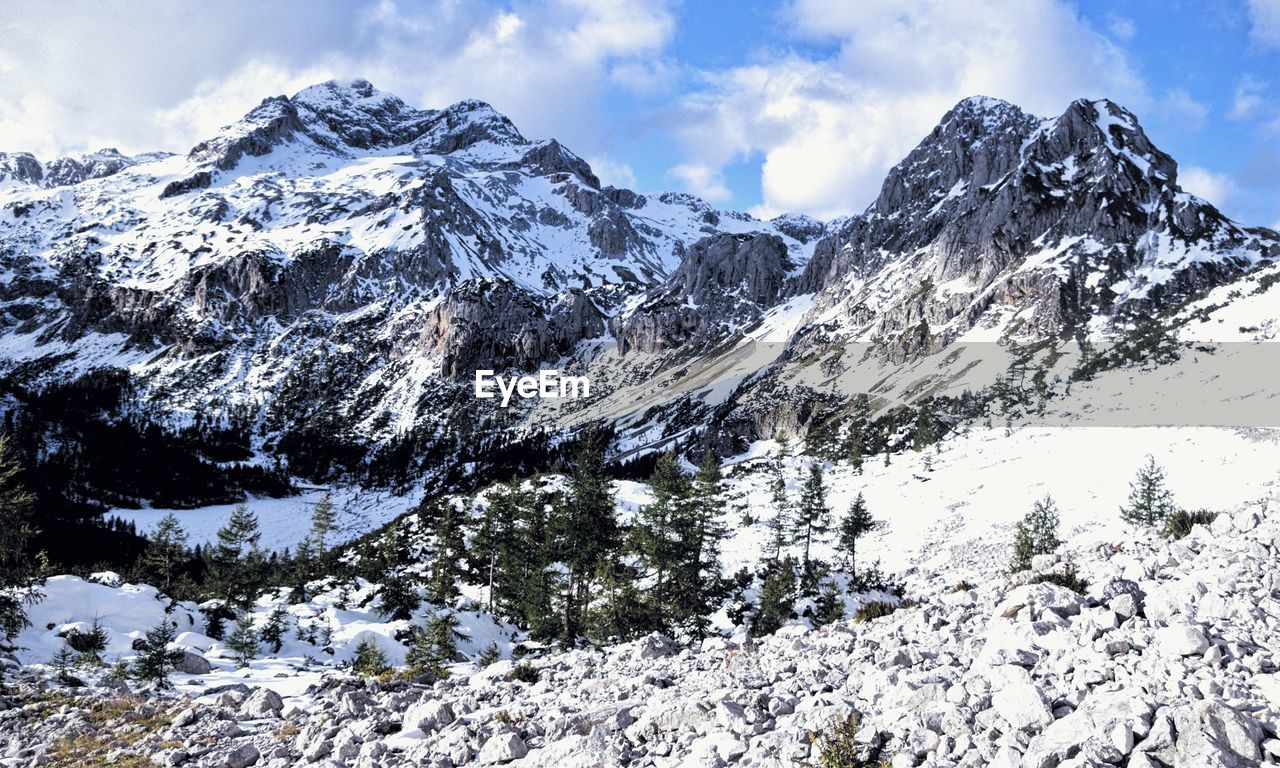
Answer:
1;0;1277;226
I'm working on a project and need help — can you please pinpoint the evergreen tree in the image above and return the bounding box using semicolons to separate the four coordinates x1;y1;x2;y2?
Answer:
508;482;560;639
307;493;337;555
752;556;797;637
478;641;501;667
379;567;421;621
815;579;845;625
836;493;882;575
1010;495;1063;572
406;613;460;678
141;512;188;592
844;394;870;473
469;481;518;612
0;435;37;642
554;427;618;644
50;644;78;684
293;492;338;589
426;501;466;605
211;504;264;609
352;638;390;677
794;463;832;584
259;605;289;654
370;521;420;620
913;401;936;451
131;620;183;690
767;448;791;564
629;450;691;632
1120;455;1176;526
202;606;227;640
587;558;647;644
670;450;728;640
226;615;260;667
68;617;109;667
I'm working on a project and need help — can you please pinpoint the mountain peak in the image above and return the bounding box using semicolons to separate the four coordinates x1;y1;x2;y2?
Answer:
288;78;435;151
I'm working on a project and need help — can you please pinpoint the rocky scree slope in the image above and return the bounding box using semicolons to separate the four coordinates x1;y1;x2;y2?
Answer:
6;501;1280;767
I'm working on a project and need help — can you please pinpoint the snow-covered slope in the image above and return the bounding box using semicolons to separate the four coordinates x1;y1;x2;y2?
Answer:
9;479;1280;767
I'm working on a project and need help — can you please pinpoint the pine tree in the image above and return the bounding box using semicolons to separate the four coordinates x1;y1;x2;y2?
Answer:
752;557;797;637
670;450;728;640
142;512;189;593
426;501;466;605
405;613;460;678
50;644;78;684
352;638;390;677
379;567;421;621
836;493;881;575
588;558;647;644
131;620;183;689
212;504;264;610
226;615;260;667
913;401;936;451
202;606;227;640
371;521;420;620
509;482;559;639
844;394;870;473
294;492;338;588
815;579;845;625
554;427;618;645
1120;455;1176;526
1010;495;1063;572
469;481;518;612
0;435;37;642
478;641;501;667
629;450;691;632
794;463;832;584
68;616;108;667
767;449;791;564
307;493;337;555
259;605;289;654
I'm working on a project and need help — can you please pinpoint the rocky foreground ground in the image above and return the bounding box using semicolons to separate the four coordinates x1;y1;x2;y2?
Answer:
4;502;1280;767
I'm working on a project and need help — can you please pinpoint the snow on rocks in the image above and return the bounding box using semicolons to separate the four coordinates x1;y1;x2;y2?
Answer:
4;498;1280;766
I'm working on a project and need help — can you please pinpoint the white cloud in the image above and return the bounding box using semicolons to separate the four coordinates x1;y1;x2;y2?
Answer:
1180;166;1235;208
1230;76;1267;120
670;0;1148;218
669;163;732;203
1246;0;1280;47
0;0;677;173
588;157;639;189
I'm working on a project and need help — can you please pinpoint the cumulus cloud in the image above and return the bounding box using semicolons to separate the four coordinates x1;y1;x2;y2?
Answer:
667;0;1149;219
0;0;676;173
588;157;640;189
669;163;732;203
1180;166;1235;209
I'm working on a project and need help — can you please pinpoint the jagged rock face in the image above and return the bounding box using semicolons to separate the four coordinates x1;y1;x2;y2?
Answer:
613;233;789;354
792;97;1278;358
418;280;605;376
1;81;1278;476
0;148;142;188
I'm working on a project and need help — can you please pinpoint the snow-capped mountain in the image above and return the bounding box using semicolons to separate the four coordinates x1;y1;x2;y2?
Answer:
0;80;1276;503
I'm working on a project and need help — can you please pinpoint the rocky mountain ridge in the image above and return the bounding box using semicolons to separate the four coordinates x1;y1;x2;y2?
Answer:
1;80;1278;501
